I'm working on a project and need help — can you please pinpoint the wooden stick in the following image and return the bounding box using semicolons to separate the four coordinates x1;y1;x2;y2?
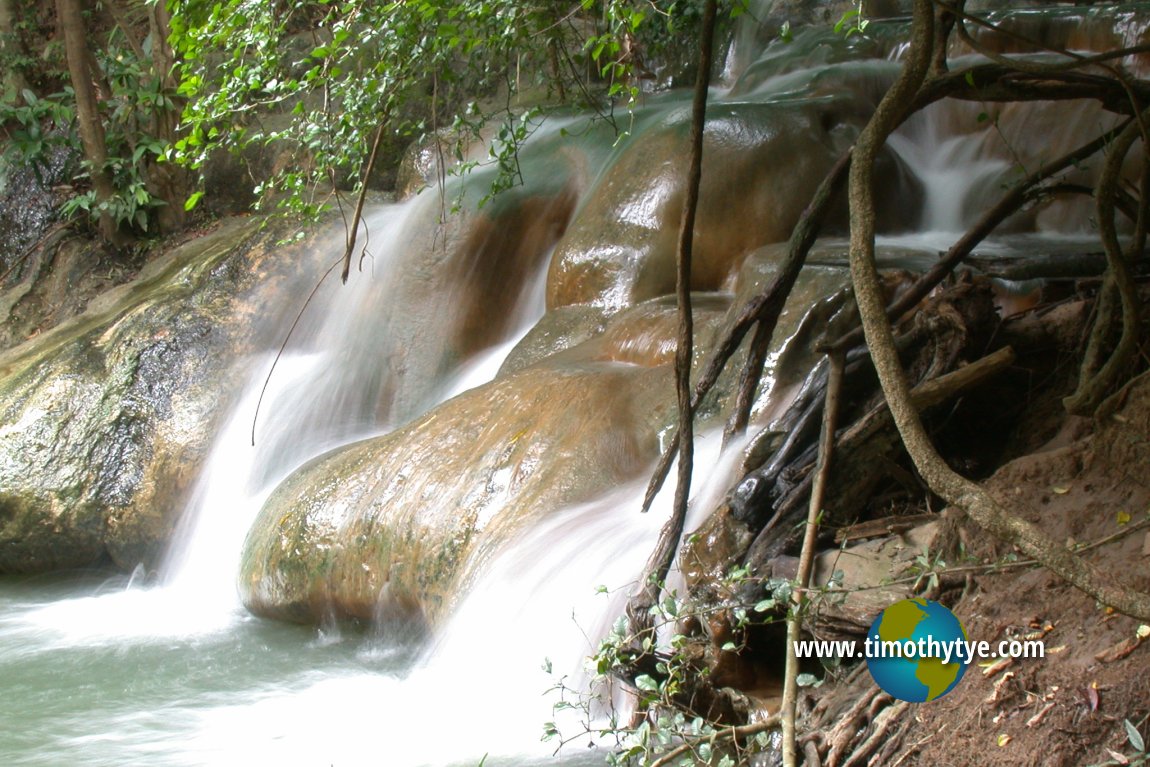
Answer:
782;349;845;767
340;120;387;283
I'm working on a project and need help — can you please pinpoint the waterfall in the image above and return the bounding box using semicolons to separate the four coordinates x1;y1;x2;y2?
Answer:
163;203;431;603
171;431;746;767
887;103;1012;236
11;191;552;643
2;6;1143;766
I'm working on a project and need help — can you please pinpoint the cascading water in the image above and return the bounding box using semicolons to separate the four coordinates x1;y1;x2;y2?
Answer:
164;203;437;606
0;189;582;765
0;193;744;761
888;106;1011;236
1;6;1142;766
163;432;744;767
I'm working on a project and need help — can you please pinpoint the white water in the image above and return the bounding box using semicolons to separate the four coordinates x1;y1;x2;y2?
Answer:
4;11;1134;765
888;105;1012;236
15;203;432;647
162;431;744;767
0;187;757;765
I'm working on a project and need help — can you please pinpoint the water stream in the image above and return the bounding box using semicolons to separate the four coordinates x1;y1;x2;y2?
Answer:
0;201;551;766
0;176;748;764
1;6;1140;766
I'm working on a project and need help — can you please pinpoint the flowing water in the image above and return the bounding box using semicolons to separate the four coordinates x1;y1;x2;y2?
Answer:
0;181;749;765
1;7;1142;766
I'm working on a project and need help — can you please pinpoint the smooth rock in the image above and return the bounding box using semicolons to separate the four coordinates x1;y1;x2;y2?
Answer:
240;361;675;626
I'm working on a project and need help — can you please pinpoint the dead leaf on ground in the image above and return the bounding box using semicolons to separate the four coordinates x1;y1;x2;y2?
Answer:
985;671;1015;705
1085;684;1100;712
1095;632;1146;663
981;657;1012;677
1106;748;1131;765
1026;701;1056;728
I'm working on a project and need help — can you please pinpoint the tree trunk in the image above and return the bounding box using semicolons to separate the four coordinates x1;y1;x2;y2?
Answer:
0;0;30;99
147;0;188;232
56;0;123;244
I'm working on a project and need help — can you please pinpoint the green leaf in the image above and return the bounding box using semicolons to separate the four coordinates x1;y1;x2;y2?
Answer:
796;672;823;688
184;191;205;211
754;599;776;613
635;674;659;692
1127;720;1146;753
834;9;860;34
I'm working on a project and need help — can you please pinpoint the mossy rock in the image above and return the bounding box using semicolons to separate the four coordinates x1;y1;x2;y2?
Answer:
0;217;342;573
240;360;677;628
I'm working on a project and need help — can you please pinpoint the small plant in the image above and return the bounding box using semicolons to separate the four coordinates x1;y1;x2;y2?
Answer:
834;1;869;38
0;40;177;236
1090;717;1149;767
0;89;75;189
544;570;789;766
908;547;948;595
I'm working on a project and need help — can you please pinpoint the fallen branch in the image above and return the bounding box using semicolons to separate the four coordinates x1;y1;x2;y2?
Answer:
964;250;1150;281
743;344;1017;566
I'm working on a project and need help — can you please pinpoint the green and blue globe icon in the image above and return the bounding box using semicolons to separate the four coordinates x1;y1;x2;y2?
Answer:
866;598;970;702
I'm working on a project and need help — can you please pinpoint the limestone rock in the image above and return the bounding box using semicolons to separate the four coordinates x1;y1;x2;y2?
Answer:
240;361;676;627
0;217;327;572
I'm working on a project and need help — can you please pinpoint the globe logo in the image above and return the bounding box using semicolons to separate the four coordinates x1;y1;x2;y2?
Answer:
866;598;970;702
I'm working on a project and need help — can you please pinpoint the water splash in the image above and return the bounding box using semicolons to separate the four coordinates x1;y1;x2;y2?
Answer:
13;195;555;647
168;430;746;767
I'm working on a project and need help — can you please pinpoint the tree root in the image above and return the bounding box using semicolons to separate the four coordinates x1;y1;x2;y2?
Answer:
817;689;893;767
1064;110;1148;415
625;0;718;636
848;0;1150;619
838;701;910;767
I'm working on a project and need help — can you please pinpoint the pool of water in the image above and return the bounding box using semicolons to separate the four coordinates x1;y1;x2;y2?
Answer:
0;572;606;767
